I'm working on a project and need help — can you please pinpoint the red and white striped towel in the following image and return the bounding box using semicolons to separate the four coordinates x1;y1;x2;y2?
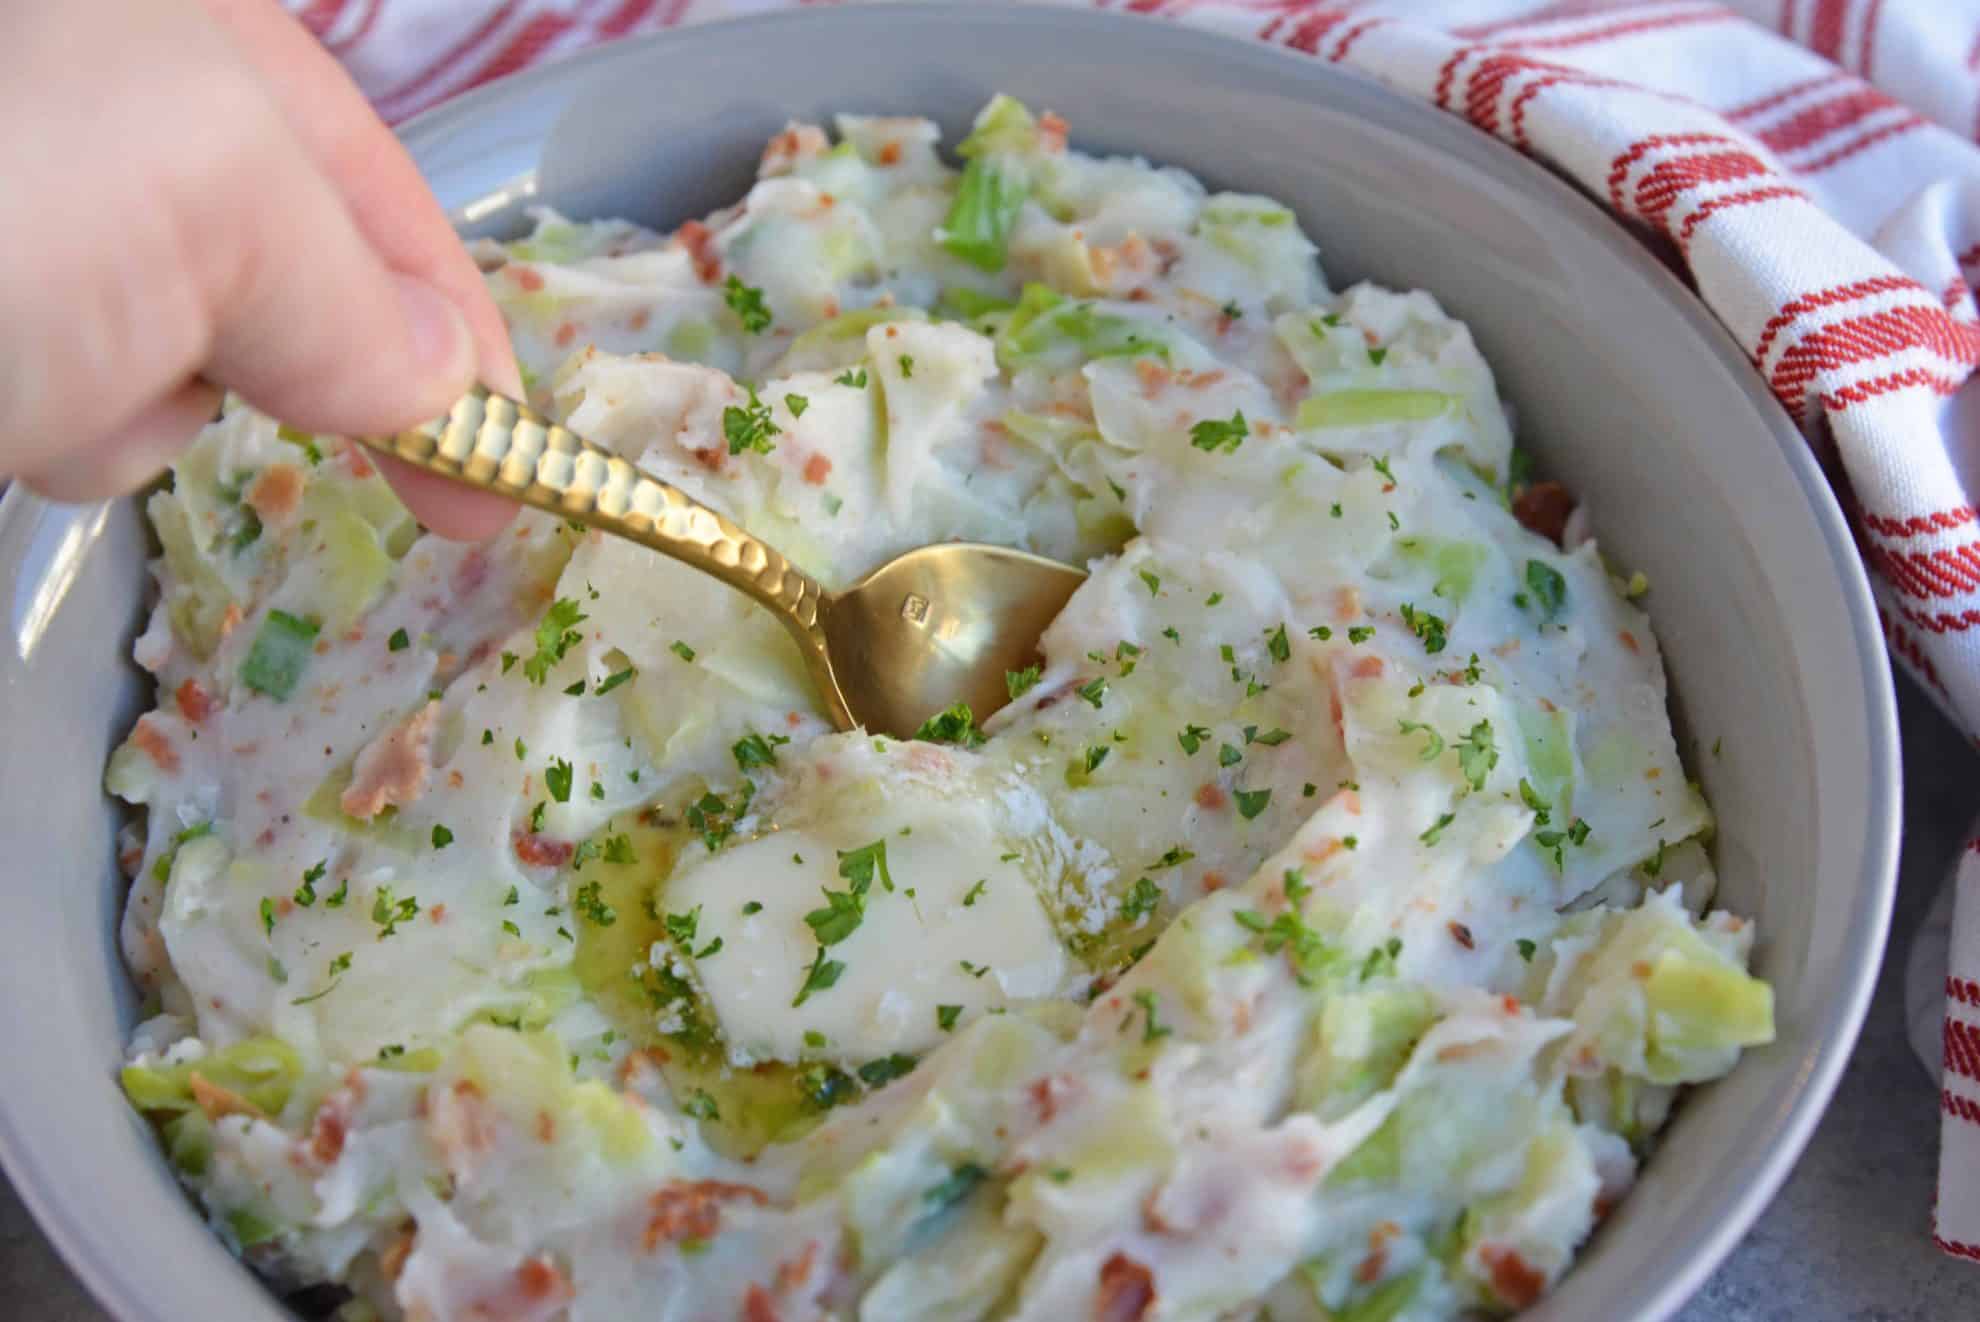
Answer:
290;0;1980;1260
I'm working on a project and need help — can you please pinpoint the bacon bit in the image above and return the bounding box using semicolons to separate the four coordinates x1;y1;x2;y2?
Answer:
1593;1192;1619;1221
690;445;727;474
118;841;143;877
1334;586;1362;622
1303;838;1344;866
553;321;578;348
742;1285;781;1322
344;445;375;480
821;296;840;319
535;1110;556;1143
628;308;651;332
514;831;576;869
802;453;833;485
1354;1247;1389;1284
616;1046;671;1088
1351;654;1385;679
1480;1245;1546;1309
1039;110;1069;152
1182;369;1227;390
1502;994;1522;1014
1493;639;1523;659
130;717;180;773
429;903;447;924
883;324;900;339
308;1094;351;1165
340;701;439;820
877;140;903;166
1644;766;1662;781
174;678;215;724
1027;1074;1077;1125
1284;1136;1327;1182
218;602;245;641
1201;870;1229;892
245;463;305;526
188;1072;265;1123
515;1256;572;1305
1231;996;1253;1035
785;710;804;728
448;770;466;790
760;124;827;176
1194;783;1226;810
1449;921;1476;950
775;1241;821;1294
1618;630;1641;654
379;1225;416;1282
1631;959;1653;979
643;1180;769;1251
511;265;546;293
1095;1252;1157;1322
1134;359;1172;398
904;742;954;775
1435;1038;1494;1063
1511;481;1575;546
675;220;722;284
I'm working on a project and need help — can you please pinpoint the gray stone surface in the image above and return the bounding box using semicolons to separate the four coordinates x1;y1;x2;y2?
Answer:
4;676;1972;1321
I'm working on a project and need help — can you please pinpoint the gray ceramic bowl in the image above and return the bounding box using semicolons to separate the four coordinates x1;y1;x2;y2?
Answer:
0;6;1900;1320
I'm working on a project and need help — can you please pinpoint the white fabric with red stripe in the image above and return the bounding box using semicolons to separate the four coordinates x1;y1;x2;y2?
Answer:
286;0;1980;1261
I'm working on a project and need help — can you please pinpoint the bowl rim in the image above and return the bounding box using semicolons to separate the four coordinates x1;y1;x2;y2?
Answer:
0;5;1901;1321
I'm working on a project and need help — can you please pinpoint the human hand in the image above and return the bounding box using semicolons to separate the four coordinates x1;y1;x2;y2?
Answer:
0;0;517;539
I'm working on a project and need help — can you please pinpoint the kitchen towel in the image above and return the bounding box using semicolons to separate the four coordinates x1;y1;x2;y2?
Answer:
288;0;1980;1261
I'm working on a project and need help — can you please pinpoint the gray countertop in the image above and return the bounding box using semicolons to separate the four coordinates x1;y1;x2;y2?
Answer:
4;677;1972;1321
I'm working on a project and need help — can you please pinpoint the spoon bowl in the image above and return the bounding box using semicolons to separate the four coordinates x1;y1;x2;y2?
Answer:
360;386;1088;738
819;542;1087;738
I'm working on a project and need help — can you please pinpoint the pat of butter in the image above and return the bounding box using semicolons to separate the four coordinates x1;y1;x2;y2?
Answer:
668;802;1069;1066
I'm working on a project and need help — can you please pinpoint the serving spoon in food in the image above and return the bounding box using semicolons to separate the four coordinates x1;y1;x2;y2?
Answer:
358;386;1087;739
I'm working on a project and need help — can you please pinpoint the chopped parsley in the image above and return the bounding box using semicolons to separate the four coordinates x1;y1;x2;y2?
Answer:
742;900;764;916
732;731;791;770
1177;723;1211;755
913;703;986;748
431;824;453;850
1419;812;1456;846
1516;938;1537;962
963;879;988;907
1234;786;1272;820
937;1004;962;1032
723;386;781;456
523;598;587;684
387;627;410;652
1399;602;1448;654
670;640;696;663
259;897;276;936
1455;720;1497;792
294;860;325;907
1139;569;1161;596
1643;838;1667;877
1131;989;1172;1044
897;354;915;378
784;392;809;418
1525;560;1567;621
722;275;771;333
1218;743;1243;767
1121;876;1161;922
545;757;573;803
1265;623;1291;663
1399;719;1444;761
1189;410;1248;454
594;665;637;696
1152;845;1194;869
371;886;418;939
1075;676;1108;708
575;881;616;926
1347;624;1375;644
857;1054;918;1088
923;1162;987;1213
1247;726;1292;746
683;1089;721;1122
834;367;869;388
1005;665;1042;699
793;946;845;1007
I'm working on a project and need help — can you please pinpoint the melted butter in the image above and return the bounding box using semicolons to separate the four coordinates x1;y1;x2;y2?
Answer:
564;813;844;1158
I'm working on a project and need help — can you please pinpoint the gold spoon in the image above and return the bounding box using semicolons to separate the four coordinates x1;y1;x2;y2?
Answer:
359;386;1088;739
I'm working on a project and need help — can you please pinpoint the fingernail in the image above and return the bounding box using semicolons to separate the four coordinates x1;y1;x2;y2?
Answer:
391;273;472;381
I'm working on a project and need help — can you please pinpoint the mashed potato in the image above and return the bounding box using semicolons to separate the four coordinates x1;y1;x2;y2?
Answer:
108;96;1771;1321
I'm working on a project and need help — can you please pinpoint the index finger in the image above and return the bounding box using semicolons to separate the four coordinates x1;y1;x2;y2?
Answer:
201;0;522;540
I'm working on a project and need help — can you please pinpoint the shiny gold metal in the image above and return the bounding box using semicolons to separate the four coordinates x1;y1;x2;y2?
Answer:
359;386;1087;738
